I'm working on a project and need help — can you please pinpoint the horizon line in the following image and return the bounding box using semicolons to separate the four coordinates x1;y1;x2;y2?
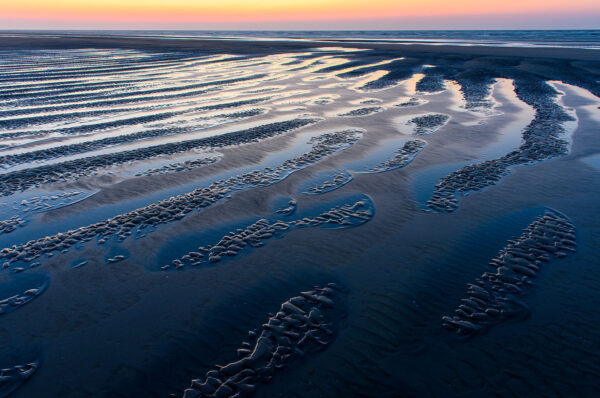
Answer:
2;28;600;32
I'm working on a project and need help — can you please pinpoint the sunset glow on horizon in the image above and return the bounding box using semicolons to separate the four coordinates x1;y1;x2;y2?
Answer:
2;0;599;29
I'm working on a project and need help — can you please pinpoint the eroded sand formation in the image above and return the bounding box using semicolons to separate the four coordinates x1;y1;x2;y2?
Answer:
0;215;26;235
359;98;382;105
15;191;90;214
338;106;383;117
368;139;426;173
443;209;577;336
0;118;318;196
0;37;598;398
164;198;373;269
0;109;264;168
0;130;362;267
415;74;446;93
408;114;450;135
181;283;347;398
134;155;222;177
0;74;269;122
0;106;158;130
10;73;268;108
455;76;496;111
304;171;353;194
395;97;427;107
0;361;38;397
0;276;48;316
427;81;574;213
274;199;297;216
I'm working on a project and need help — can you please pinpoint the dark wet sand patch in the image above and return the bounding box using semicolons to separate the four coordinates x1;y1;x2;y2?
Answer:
181;283;347;398
408;114;450;135
0;272;49;316
338;106;382;117
161;195;373;269
427;80;575;213
134;155;222;177
300;170;353;195
367;139;426;173
0;118;318;196
0;360;38;397
443;209;576;336
0;130;361;268
395;97;427;107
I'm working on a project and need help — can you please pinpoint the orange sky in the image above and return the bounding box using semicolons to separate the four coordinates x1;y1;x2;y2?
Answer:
2;0;599;29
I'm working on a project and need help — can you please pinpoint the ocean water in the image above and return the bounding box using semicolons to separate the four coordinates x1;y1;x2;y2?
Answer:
6;29;600;49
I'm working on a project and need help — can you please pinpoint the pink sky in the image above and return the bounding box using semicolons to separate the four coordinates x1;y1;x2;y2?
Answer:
1;0;599;30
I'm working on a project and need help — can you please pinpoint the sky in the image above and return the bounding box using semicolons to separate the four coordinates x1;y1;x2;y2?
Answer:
1;0;599;30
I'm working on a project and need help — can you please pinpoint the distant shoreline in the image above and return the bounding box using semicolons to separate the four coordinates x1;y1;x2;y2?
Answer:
1;32;599;61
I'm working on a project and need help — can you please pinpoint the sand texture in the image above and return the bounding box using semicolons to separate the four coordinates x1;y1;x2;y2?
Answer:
0;33;598;398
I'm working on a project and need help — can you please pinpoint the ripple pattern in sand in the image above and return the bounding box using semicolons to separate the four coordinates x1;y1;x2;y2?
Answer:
0;273;49;316
367;139;426;173
427;81;575;213
134;155;222;177
301;170;353;195
0;130;362;268
442;209;577;336
181;283;346;398
408;114;450;135
0;118;318;196
338;106;382;117
0;215;26;235
0;360;38;397
163;196;373;269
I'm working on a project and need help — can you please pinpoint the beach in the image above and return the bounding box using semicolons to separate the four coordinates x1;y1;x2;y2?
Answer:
0;32;598;397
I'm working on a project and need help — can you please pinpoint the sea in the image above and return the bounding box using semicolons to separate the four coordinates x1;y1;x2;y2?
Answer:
2;29;600;49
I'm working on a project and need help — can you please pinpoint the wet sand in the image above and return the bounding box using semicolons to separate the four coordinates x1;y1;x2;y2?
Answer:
0;33;598;398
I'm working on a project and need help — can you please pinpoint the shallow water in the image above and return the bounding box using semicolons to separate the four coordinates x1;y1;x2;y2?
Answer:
581;153;600;169
412;161;471;207
0;39;599;398
343;136;414;172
